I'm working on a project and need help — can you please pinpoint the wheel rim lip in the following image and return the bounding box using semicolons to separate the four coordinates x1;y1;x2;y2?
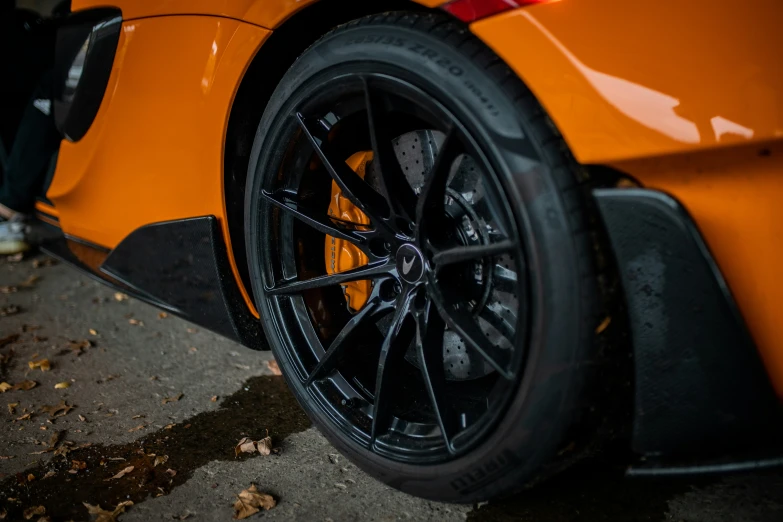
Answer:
255;69;533;463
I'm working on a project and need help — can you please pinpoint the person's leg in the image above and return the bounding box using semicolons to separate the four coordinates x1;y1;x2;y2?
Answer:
0;71;61;219
0;69;61;253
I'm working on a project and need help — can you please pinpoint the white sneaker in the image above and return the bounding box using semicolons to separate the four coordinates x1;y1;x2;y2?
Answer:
0;219;30;255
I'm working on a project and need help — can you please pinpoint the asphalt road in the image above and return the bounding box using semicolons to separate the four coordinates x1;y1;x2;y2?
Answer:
2;252;783;521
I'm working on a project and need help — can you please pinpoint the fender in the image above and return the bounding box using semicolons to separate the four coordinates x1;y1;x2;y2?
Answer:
71;0;450;28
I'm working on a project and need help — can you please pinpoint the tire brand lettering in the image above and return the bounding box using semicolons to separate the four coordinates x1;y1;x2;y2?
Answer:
346;35;405;46
449;449;520;496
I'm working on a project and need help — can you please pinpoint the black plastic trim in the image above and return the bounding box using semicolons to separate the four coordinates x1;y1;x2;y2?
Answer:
99;216;264;350
594;188;783;460
628;454;783;477
53;8;122;141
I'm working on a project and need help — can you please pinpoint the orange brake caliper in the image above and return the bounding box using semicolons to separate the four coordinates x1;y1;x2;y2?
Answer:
324;151;373;312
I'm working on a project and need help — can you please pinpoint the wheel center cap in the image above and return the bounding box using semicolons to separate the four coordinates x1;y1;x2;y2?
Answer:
395;244;425;284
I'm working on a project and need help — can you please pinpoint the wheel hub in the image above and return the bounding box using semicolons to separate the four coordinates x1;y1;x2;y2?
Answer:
395;243;425;284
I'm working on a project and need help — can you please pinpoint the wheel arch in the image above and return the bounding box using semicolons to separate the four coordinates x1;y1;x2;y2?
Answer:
223;0;437;304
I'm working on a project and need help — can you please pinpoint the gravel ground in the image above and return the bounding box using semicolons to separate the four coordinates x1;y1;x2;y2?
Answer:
1;252;782;521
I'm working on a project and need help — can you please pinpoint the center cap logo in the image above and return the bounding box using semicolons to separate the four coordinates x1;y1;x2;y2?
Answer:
396;244;425;284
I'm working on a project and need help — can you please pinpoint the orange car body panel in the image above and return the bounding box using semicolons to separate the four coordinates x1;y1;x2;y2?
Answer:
47;17;270;314
473;0;783;394
71;0;450;28
54;0;783;392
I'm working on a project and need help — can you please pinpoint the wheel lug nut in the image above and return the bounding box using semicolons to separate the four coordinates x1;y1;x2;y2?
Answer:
393;282;402;294
383;242;392;252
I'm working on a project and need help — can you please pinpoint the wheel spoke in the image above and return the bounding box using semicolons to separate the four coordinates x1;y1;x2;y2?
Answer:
432;239;514;267
430;290;514;379
307;298;393;385
296;112;391;223
268;261;392;296
415;127;461;229
415;301;458;452
262;190;372;246
363;79;418;220
478;306;515;342
371;290;416;442
492;264;518;293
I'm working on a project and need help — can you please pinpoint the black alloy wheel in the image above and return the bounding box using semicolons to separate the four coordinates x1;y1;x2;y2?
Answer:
246;13;604;502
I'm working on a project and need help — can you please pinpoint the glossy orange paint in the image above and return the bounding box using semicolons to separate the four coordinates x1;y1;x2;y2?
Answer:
472;0;783;165
473;0;783;394
34;200;59;219
47;17;270;315
72;0;449;29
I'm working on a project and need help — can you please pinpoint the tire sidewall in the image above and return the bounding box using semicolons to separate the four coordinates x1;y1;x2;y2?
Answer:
246;17;591;503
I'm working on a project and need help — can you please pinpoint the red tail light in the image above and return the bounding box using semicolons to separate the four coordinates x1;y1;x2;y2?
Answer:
442;0;554;23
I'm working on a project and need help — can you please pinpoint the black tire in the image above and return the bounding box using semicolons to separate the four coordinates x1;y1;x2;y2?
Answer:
246;12;601;503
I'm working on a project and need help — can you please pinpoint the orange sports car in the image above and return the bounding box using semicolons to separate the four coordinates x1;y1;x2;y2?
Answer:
30;0;783;502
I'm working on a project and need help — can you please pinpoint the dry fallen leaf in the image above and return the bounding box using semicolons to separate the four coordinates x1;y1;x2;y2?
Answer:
28;358;51;372
0;334;19;348
131;414;144;419
27;473;35;481
43;471;55;479
54;382;71;389
71;460;87;471
166;468;177;477
164;423;175;430
128;425;145;433
0;455;14;460
235;438;257;457
210;396;218;402
47;430;65;451
266;360;282;376
83;501;133;522
257;436;272;456
0;382;11;393
0;286;16;294
161;393;183;405
233;485;276;519
158;312;168;319
15;380;37;391
128;319;143;326
8;402;18;414
22;505;45;519
15;412;31;421
18;275;40;288
41;400;74;418
234;434;272;457
0;305;20;317
68;339;92;355
188;347;198;354
595;316;612;335
153;455;168;467
89;329;98;336
114;292;129;302
7;252;24;262
32;257;56;268
79;415;86;422
106;465;134;481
